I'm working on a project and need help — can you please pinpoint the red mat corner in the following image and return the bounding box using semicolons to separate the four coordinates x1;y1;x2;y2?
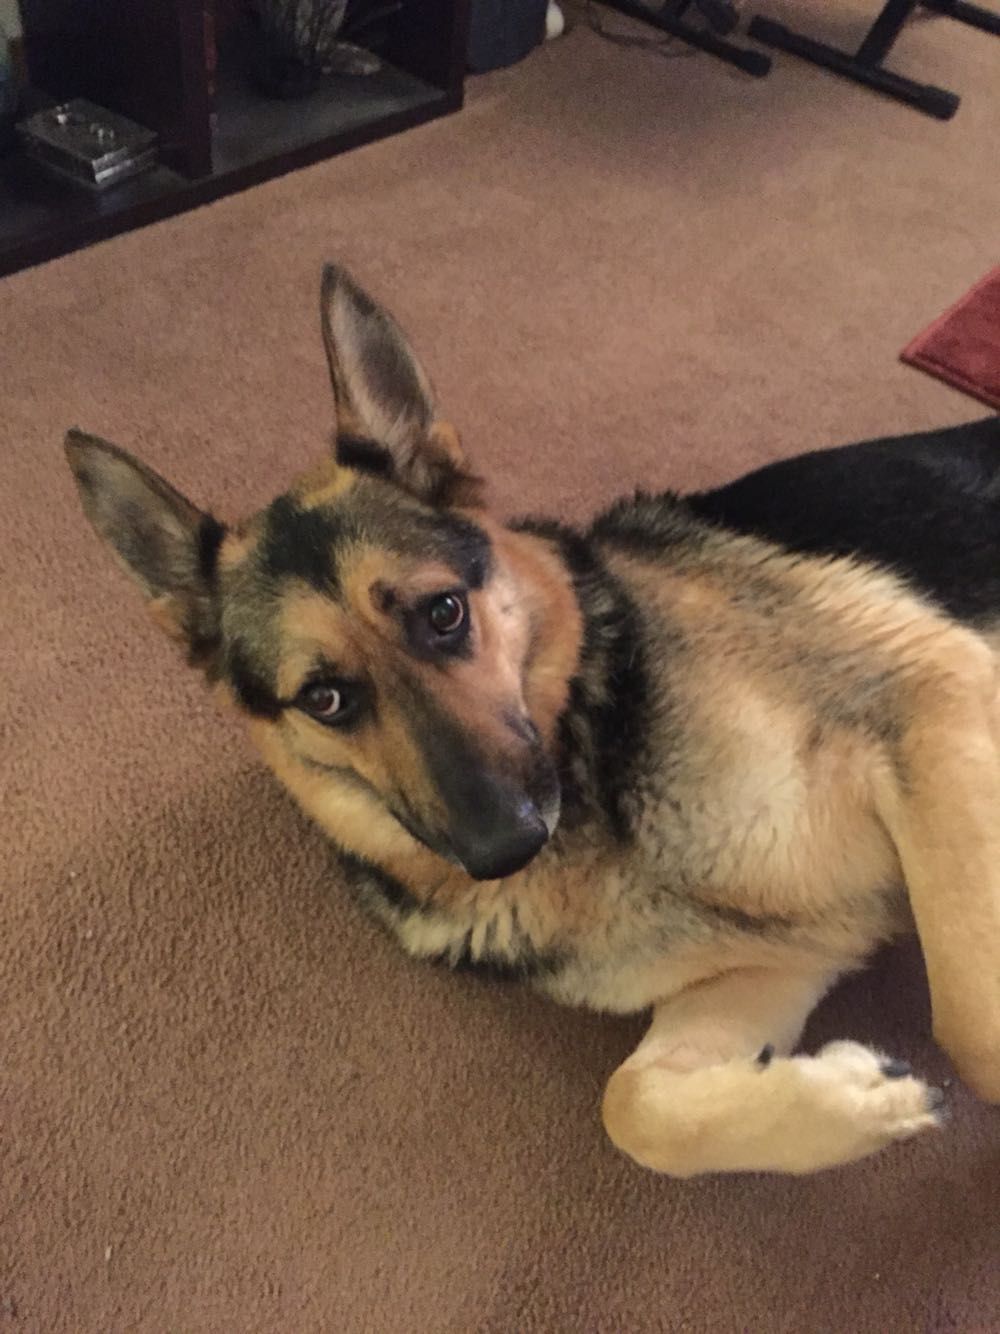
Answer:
901;265;1000;410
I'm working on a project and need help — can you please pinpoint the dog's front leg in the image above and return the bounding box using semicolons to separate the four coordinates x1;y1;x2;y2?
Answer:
873;633;1000;1101
602;967;943;1177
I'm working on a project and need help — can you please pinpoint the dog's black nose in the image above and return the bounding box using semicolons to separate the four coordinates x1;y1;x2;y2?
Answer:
454;799;550;881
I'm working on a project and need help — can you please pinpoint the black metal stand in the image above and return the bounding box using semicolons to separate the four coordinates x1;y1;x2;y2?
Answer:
599;0;773;76
749;0;1000;119
922;0;1000;31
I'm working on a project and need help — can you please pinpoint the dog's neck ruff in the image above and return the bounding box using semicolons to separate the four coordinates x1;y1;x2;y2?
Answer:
511;518;650;844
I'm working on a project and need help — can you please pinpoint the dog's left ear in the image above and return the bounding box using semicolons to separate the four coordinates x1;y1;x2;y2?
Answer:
320;264;482;507
64;430;224;662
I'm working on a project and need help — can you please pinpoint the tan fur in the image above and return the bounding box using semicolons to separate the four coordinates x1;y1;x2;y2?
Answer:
294;458;361;509
217;528;258;571
492;525;584;747
147;594;191;643
870;637;1000;1100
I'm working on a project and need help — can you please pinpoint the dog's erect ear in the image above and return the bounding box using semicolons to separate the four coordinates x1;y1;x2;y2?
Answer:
64;430;225;663
320;264;482;507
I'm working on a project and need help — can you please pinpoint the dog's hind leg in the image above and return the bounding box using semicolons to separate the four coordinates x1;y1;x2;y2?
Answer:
872;631;1000;1102
602;966;943;1177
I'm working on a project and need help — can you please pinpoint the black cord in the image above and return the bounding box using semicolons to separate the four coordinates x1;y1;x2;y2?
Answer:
581;0;703;56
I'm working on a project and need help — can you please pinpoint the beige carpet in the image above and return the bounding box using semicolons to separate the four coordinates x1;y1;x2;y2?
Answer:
3;8;1000;1330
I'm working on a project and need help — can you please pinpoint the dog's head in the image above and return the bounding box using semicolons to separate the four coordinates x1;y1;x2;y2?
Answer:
66;266;582;882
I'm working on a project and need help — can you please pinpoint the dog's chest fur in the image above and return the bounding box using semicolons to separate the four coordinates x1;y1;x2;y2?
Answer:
339;497;938;1015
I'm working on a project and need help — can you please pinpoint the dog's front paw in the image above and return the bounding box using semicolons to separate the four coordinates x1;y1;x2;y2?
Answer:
602;1037;945;1177
787;1039;945;1170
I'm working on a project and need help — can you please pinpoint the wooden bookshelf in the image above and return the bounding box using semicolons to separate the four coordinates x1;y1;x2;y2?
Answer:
0;1;468;278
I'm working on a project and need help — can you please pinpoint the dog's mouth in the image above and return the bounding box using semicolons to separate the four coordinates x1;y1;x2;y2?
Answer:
391;780;561;882
390;804;465;868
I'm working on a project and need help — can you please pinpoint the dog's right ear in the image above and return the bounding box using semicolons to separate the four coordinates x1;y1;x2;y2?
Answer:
64;430;225;663
320;264;483;507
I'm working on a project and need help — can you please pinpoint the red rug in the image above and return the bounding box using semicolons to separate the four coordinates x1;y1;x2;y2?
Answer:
901;265;1000;410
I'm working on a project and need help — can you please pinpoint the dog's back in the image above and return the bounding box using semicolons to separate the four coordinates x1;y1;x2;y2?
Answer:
688;416;1000;625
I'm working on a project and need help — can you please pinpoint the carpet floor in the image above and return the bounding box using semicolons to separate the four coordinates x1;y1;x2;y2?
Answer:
3;6;1000;1330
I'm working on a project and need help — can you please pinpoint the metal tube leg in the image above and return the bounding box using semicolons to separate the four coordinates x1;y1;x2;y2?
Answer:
855;0;922;61
922;0;1000;34
747;10;961;118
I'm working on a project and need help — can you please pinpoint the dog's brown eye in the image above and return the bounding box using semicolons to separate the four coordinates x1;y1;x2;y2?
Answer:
300;683;342;718
295;679;364;728
406;592;470;659
428;593;465;636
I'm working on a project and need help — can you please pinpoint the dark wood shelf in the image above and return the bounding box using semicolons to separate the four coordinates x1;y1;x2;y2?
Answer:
0;148;185;279
212;55;448;178
0;66;455;279
1;1;467;279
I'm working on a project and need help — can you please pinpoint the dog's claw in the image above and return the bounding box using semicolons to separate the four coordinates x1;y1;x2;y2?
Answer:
756;1043;775;1068
881;1059;912;1079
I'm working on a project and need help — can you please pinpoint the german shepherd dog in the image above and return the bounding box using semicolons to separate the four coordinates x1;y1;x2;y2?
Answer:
66;266;1000;1177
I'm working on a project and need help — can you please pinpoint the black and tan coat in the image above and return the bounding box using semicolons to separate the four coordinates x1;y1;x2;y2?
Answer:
66;267;1000;1177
